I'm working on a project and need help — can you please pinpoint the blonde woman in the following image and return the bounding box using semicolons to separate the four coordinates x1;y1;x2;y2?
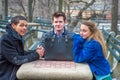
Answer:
73;21;112;80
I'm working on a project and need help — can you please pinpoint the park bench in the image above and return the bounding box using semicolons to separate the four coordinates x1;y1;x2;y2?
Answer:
34;17;53;29
0;20;9;25
102;29;120;62
24;22;49;50
0;19;11;30
102;29;120;79
0;19;10;35
0;25;6;33
24;28;48;50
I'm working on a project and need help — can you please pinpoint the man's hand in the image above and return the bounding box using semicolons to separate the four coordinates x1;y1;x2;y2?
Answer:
36;45;45;58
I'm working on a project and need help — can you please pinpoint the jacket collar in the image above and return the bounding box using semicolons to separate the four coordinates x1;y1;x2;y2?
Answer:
6;24;23;40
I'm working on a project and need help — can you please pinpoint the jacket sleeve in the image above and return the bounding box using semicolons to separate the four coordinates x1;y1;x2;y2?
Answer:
1;39;39;66
74;40;99;63
73;34;84;62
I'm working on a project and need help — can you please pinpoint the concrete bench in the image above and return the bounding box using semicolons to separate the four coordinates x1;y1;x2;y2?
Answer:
17;60;93;80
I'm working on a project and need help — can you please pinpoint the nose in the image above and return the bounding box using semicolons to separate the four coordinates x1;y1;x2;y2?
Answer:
23;26;27;31
56;22;60;25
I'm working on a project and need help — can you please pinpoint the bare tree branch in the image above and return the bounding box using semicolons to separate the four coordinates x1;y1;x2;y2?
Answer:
17;0;27;17
68;0;96;31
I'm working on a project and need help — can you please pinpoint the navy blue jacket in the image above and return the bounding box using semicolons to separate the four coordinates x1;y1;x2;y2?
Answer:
0;24;39;80
73;34;111;76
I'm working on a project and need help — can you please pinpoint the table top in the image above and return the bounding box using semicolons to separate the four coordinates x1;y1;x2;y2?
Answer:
17;60;93;80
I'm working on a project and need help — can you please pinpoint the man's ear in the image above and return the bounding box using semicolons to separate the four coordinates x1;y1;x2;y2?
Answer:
64;20;67;24
11;23;16;29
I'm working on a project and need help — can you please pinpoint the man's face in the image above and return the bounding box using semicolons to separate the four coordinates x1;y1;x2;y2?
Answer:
52;16;66;32
12;20;27;36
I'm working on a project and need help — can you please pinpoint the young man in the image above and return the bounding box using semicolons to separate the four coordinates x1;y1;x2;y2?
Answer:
0;16;43;80
39;11;75;60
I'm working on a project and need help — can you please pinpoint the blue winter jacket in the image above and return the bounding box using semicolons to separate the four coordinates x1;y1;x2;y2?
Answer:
0;24;39;80
73;34;111;76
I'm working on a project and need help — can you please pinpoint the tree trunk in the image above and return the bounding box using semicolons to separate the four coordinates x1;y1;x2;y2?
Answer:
5;0;8;19
111;0;118;35
59;0;63;12
28;0;33;22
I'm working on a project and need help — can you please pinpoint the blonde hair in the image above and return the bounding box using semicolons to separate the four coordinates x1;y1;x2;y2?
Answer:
81;21;107;57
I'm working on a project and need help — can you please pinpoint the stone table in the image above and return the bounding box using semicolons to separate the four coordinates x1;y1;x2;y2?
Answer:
17;60;93;80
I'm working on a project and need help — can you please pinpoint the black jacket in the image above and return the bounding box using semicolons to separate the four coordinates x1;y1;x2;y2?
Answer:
0;24;39;80
39;29;75;60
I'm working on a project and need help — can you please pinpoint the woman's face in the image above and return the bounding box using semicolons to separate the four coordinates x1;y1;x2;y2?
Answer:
80;24;91;39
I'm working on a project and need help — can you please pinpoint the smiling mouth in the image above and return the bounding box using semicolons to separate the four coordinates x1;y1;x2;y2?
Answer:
21;31;26;33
